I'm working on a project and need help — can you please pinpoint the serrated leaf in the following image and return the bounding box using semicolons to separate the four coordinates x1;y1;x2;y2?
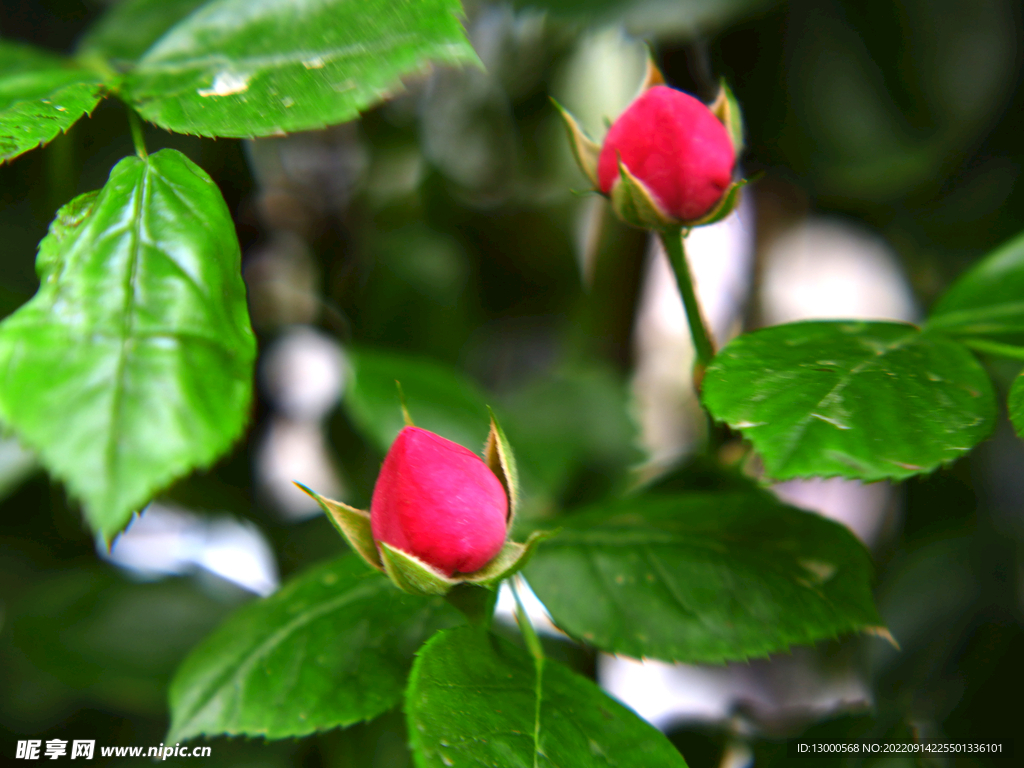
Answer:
1010;373;1024;439
168;554;460;742
0;149;255;540
406;626;687;768
77;0;207;66
124;0;481;138
344;347;490;454
702;321;995;481
525;492;883;664
928;230;1024;345
0;41;108;162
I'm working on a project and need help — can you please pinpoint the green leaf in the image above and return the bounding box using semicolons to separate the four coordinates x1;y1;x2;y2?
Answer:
1010;373;1024;439
168;554;460;742
344;347;490;454
525;492;884;664
124;0;481;138
77;0;208;66
0;41;107;162
406;626;687;768
702;321;996;481
0;149;255;540
928;231;1024;345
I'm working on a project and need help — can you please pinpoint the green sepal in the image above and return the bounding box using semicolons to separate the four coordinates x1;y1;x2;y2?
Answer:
551;98;600;187
684;178;747;228
295;483;383;572
482;407;520;524
636;50;666;96
461;530;558;588
380;542;459;596
610;157;677;230
710;78;745;156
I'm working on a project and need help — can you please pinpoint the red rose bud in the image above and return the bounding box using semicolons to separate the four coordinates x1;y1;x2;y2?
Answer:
370;426;508;577
597;85;736;223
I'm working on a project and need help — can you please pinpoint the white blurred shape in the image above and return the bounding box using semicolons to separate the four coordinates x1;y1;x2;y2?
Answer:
600;651;871;733
256;416;343;517
261;326;345;420
494;577;560;636
773;477;892;546
760;216;916;549
554;27;647;144
632;197;756;465
761;218;917;325
0;437;37;500
103;502;278;596
257;325;346;519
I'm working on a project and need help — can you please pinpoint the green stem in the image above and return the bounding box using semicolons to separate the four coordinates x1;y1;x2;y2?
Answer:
127;109;148;160
961;337;1024;361
444;583;497;628
659;227;716;372
510;576;544;663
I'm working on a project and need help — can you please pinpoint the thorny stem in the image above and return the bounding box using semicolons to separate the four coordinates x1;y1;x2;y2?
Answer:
127;109;148;160
659;226;716;378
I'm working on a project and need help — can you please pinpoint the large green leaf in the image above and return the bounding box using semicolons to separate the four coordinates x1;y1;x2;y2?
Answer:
77;0;208;66
124;0;481;138
0;41;107;162
406;626;687;768
1010;373;1024;439
525;492;883;663
928;231;1024;346
344;347;491;453
168;554;460;742
701;321;995;481
0;149;255;540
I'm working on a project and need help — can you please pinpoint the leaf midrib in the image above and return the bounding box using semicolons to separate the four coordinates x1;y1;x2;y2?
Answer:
104;161;148;507
769;330;918;473
173;578;386;739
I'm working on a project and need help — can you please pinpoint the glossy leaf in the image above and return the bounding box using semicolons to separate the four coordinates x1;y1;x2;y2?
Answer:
124;0;480;138
0;149;255;540
928;230;1024;345
1010;373;1024;439
77;0;207;66
406;626;687;768
525;492;884;663
168;554;460;742
0;41;107;162
344;347;490;454
702;321;995;481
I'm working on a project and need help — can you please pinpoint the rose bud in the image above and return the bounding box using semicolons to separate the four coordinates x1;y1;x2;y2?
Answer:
299;411;552;598
370;426;508;577
597;85;736;224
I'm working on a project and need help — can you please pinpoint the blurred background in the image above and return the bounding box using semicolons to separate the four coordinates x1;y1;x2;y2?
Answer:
2;0;1023;765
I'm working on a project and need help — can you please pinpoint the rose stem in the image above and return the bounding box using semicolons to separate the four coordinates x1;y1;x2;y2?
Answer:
659;226;716;381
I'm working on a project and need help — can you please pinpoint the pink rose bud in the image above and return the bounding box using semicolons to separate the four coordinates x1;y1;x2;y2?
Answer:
597;85;736;222
370;426;508;577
